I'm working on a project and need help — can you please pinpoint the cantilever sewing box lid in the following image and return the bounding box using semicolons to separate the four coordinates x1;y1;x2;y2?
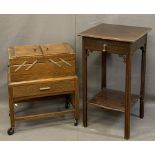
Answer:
8;43;75;65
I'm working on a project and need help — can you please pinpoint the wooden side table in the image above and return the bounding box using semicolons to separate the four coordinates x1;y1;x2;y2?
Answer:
79;23;151;139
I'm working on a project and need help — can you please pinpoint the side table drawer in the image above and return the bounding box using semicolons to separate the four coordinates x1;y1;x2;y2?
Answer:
84;37;130;54
12;78;75;98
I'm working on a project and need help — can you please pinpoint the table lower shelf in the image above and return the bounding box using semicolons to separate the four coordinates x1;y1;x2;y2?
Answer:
89;89;139;112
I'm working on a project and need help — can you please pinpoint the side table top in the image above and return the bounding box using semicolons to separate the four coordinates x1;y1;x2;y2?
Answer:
79;23;151;43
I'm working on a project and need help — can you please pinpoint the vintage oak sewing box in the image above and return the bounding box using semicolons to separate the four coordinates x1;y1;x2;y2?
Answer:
7;43;79;135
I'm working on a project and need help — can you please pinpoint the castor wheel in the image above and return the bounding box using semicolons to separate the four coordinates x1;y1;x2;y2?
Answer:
7;128;15;135
74;119;78;126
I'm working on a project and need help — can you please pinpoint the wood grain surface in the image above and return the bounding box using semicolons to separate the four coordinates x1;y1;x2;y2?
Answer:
79;23;151;42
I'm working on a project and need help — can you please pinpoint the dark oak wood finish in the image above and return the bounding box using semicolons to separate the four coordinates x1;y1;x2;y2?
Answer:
89;89;138;112
79;23;151;139
101;52;107;89
124;51;132;139
82;38;88;127
79;23;151;42
140;43;147;119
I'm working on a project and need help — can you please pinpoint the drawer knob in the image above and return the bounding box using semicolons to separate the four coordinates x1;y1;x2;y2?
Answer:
102;44;107;52
39;86;51;91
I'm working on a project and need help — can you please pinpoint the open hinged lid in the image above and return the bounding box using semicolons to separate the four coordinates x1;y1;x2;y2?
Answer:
8;43;74;60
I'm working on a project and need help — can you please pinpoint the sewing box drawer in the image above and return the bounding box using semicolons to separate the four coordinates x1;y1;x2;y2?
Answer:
11;76;77;99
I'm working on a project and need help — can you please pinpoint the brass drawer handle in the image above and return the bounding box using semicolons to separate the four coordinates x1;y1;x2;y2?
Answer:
49;59;61;67
59;58;72;66
39;86;51;91
102;44;107;52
